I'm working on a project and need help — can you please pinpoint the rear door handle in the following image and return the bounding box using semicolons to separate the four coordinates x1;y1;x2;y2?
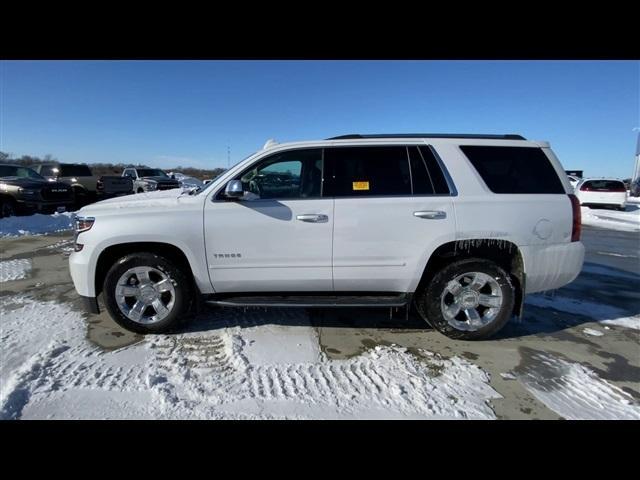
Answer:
296;214;329;223
414;210;446;219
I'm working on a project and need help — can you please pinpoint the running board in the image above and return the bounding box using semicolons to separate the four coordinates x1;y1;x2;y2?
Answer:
205;293;410;308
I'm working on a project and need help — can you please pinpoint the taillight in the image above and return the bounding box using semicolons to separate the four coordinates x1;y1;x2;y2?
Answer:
568;194;581;242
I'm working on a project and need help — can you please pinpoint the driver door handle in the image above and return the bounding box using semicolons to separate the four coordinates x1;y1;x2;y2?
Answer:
414;210;447;219
296;214;329;223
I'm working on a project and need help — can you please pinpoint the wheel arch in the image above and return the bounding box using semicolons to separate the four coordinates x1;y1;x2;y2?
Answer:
94;241;198;299
415;239;525;318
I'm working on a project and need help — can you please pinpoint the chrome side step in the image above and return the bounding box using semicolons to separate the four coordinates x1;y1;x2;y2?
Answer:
205;293;410;308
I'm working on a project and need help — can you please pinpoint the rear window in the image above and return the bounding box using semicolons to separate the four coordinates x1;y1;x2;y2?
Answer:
60;164;92;177
581;180;626;192
459;146;564;194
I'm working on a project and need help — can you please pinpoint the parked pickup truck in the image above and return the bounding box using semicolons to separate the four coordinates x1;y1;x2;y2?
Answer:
122;167;181;193
33;163;133;207
97;175;134;198
0;164;73;217
70;133;585;340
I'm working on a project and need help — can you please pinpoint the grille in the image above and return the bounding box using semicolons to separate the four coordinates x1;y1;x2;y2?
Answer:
41;186;72;201
157;183;180;190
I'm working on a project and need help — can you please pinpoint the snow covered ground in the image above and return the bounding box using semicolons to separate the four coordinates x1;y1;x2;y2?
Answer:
581;204;640;232
0;212;75;237
0;259;32;282
514;350;640;420
0;296;501;419
0;199;638;420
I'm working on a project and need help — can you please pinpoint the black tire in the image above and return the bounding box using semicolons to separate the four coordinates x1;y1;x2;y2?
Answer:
0;198;16;218
137;188;144;194
414;258;515;340
102;252;193;334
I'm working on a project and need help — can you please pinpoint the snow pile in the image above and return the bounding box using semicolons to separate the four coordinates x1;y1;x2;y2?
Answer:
515;350;640;420
0;212;75;237
0;259;32;282
581;206;640;232
526;294;640;331
582;328;604;337
0;297;501;420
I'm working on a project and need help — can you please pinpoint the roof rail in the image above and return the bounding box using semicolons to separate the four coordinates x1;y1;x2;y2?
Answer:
327;133;527;140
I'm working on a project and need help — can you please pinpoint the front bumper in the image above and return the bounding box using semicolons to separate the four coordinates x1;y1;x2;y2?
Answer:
69;246;95;298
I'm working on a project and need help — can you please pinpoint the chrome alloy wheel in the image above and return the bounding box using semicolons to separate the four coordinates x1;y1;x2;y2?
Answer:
440;271;503;331
114;266;176;324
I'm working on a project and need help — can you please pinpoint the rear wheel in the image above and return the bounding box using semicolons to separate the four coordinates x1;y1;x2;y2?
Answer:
415;258;515;340
103;252;193;334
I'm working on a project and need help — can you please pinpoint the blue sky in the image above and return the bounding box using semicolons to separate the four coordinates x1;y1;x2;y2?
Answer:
1;60;638;178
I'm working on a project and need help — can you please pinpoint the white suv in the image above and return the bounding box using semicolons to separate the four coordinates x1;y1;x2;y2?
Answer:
69;134;585;340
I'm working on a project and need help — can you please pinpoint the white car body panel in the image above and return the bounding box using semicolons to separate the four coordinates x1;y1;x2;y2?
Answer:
332;196;455;292
204;198;334;292
69;136;585;307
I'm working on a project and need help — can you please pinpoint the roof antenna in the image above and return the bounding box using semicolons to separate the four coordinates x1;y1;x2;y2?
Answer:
263;139;278;149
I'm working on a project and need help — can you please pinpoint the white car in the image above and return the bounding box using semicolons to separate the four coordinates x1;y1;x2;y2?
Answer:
574;178;627;211
69;133;585;340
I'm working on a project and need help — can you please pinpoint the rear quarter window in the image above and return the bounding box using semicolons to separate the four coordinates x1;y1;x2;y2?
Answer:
459;146;565;194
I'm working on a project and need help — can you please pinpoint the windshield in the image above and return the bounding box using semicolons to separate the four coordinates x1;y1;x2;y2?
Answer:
137;168;168;178
0;165;45;180
193;151;258;195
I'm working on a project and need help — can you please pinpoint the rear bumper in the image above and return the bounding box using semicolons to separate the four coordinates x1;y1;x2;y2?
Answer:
521;241;585;294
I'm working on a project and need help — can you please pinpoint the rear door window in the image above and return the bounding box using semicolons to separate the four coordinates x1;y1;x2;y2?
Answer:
459;146;564;194
324;146;411;197
412;146;451;195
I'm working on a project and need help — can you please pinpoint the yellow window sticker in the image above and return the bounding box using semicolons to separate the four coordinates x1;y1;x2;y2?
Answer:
352;181;370;191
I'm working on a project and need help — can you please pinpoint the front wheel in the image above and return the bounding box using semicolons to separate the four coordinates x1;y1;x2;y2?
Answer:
102;252;193;334
0;198;17;218
415;258;515;340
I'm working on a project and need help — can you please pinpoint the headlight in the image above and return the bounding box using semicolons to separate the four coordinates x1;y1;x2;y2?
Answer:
73;216;95;252
144;181;158;190
75;216;95;233
18;188;37;195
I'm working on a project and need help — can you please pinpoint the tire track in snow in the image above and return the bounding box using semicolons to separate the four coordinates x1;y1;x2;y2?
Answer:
515;348;640;420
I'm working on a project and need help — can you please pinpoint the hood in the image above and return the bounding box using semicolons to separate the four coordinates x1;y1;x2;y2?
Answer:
0;177;68;189
140;176;179;183
78;187;192;214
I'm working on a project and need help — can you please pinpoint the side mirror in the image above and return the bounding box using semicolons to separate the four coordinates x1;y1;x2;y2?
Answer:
224;180;244;198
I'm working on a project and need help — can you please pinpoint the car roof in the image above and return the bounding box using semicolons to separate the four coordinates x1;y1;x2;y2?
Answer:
0;163;37;169
580;177;624;181
327;133;526;140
